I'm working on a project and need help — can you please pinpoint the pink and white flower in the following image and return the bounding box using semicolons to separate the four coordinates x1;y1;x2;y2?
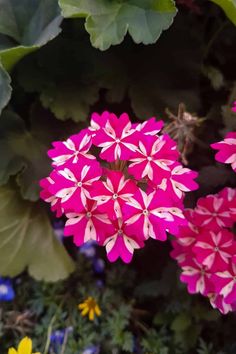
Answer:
90;170;138;218
157;163;198;200
92;113;138;162
48;129;94;167
211;132;236;172
180;258;213;295
49;161;102;211
208;293;234;314
40;176;64;217
89;111;110;134
193;194;232;230
193;229;236;272
128;135;178;184
218;187;236;222
134;117;164;135
123;189;186;241
101;218;144;263
64;199;112;246
212;262;236;304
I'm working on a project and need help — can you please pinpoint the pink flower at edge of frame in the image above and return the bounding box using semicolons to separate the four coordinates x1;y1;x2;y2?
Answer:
48;129;95;168
48;160;102;212
211;262;236;304
40;176;63;217
211;131;236;172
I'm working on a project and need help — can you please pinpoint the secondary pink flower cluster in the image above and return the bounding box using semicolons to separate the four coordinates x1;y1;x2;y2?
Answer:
40;111;198;263
211;132;236;172
171;188;236;314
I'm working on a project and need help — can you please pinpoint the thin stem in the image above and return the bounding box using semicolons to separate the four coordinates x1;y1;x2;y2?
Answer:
43;314;57;354
60;329;69;354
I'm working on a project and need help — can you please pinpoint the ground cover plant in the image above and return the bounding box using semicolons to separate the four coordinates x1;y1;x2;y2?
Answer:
0;0;236;353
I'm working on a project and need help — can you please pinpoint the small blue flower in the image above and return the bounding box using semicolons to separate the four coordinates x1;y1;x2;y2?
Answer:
50;329;65;346
80;241;97;258
0;277;15;301
93;258;105;274
50;327;73;352
82;345;100;354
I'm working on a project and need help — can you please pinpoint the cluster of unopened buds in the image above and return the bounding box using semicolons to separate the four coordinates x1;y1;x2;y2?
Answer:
172;107;236;314
40;111;198;263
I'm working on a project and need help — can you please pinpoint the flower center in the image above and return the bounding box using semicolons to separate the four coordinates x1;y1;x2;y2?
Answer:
77;181;82;187
147;156;152;161
113;193;118;199
214;246;219;252
115;139;121;143
0;285;8;295
118;229;123;235
86;212;92;218
143;209;149;215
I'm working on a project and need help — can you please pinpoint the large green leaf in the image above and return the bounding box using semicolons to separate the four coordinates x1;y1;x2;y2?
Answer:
0;110;51;201
59;0;177;50
0;63;12;115
0;185;75;281
0;0;63;71
0;0;62;114
210;0;236;25
40;82;99;122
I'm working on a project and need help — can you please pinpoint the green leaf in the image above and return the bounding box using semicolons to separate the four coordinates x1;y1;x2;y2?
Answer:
0;110;51;201
0;0;62;71
59;0;177;50
171;313;191;332
40;82;99;122
209;0;236;25
0;184;75;281
0;62;12;115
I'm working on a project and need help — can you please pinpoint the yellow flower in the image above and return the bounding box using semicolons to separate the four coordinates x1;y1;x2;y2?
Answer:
8;337;40;354
78;296;101;321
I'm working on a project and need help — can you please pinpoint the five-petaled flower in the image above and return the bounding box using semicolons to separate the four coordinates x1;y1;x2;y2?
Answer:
92;113;138;162
211;132;236;172
78;296;101;321
8;337;40;354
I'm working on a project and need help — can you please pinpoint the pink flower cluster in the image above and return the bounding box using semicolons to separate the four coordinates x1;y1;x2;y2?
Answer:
40;111;198;263
211;132;236;172
171;188;236;314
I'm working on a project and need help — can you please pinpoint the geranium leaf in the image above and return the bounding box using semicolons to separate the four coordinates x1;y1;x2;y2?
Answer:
40;82;99;122
209;0;236;25
0;185;75;281
59;0;177;50
0;0;63;71
0;62;12;115
0;110;51;201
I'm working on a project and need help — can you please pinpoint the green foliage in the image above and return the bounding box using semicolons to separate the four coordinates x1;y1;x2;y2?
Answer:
0;0;62;114
59;0;177;50
0;110;52;201
210;0;236;25
0;0;62;71
0;184;75;281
